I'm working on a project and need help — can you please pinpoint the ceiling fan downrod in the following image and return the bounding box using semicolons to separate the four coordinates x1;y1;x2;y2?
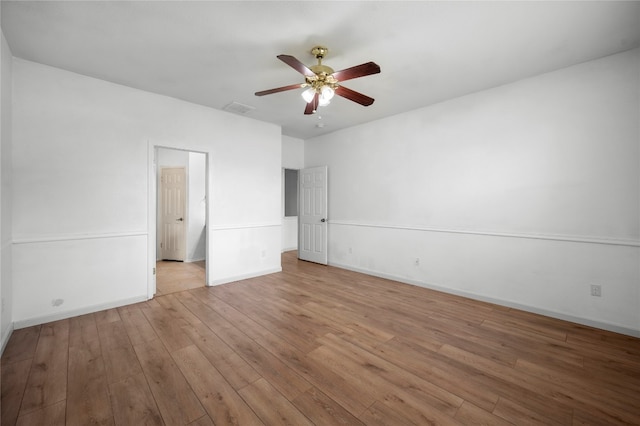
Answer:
309;45;335;77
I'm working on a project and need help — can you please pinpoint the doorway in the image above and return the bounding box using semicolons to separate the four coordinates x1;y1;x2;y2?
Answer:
155;147;207;295
282;168;299;252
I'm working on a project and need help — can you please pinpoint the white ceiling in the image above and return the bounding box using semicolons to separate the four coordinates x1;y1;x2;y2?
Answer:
2;1;639;139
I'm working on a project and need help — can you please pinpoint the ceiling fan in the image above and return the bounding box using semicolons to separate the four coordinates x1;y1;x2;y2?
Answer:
255;46;381;115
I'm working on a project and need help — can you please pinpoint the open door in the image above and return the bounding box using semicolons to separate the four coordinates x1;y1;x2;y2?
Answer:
298;166;328;264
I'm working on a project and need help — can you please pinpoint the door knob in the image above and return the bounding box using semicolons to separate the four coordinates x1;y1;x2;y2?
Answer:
177;218;184;222
320;218;326;223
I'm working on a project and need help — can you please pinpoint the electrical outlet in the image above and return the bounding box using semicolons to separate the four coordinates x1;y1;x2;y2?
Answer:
415;257;420;266
590;285;602;297
348;247;352;254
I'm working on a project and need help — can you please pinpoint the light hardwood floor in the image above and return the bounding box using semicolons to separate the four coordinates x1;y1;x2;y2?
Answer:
2;251;639;425
156;260;205;295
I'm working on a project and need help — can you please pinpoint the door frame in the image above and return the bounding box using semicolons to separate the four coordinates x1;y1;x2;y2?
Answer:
147;141;212;299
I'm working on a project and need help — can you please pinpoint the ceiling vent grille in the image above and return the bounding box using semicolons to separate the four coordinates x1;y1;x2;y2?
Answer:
223;101;256;115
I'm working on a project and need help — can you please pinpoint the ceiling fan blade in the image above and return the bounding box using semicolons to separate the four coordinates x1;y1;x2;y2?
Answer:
331;62;380;82
335;86;375;106
304;92;319;115
277;54;316;77
255;83;304;96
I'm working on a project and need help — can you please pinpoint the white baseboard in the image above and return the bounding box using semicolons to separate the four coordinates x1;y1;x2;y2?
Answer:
330;261;640;338
281;247;297;253
209;267;282;286
1;322;14;355
13;295;148;330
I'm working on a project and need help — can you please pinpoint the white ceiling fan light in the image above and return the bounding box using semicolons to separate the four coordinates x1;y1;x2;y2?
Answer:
301;87;316;103
301;84;334;106
318;85;334;106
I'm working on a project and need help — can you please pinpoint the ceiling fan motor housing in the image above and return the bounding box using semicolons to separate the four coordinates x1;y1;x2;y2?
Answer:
307;46;337;90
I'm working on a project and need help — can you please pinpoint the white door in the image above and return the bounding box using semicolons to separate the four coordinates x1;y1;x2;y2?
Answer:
298;166;328;264
160;167;186;261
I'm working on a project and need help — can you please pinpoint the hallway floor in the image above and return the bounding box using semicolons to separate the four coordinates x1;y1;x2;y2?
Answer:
155;260;205;295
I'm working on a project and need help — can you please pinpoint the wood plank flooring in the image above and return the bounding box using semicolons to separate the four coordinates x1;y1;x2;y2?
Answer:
2;251;640;425
156;260;205;295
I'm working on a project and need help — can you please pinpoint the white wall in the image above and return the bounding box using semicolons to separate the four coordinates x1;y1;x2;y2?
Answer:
306;49;640;336
158;146;188;167
12;59;282;327
283;135;305;168
282;135;305;252
0;25;13;350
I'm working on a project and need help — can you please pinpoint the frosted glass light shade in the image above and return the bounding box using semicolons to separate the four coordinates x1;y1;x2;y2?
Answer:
318;96;331;107
321;86;335;100
318;86;334;106
301;88;316;103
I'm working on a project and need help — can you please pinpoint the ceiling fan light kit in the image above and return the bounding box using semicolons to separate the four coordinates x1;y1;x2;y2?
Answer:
255;45;380;115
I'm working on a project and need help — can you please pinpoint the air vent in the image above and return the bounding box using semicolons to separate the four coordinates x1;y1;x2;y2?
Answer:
223;101;256;115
